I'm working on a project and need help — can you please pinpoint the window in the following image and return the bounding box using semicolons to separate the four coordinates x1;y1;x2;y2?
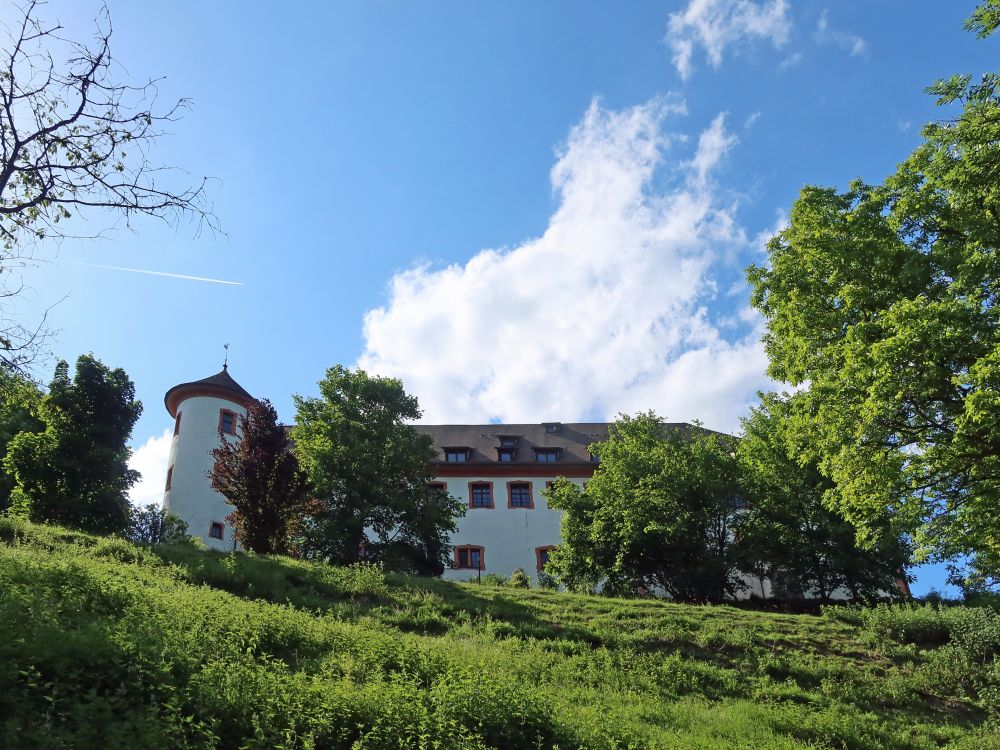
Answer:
497;449;514;463
444;447;470;463
589;452;600;464
535;545;557;571
508;481;533;509
543;422;561;433
164;466;173;491
498;436;518;448
427;481;447;492
469;481;494;509
208;522;224;540
534;449;560;463
219;409;237;435
455;545;485;570
173;411;182;436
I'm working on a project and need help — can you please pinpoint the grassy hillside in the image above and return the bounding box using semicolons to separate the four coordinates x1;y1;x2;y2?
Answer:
1;518;997;749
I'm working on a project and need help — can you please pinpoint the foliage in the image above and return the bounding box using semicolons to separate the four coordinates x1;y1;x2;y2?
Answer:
0;2;216;370
547;413;745;602
4;354;140;534
209;398;309;555
292;366;463;575
746;7;1000;581
737;393;911;601
1;519;998;748
0;369;42;510
126;503;189;545
508;568;530;589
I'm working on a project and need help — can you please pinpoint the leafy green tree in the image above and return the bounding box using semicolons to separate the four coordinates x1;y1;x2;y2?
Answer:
737;393;911;601
546;413;744;602
127;503;189;544
292;366;463;575
209;398;309;555
0;370;43;511
4;354;141;534
747;5;1000;578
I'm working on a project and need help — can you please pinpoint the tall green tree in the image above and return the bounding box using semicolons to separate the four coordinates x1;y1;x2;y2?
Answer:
0;370;44;511
546;413;744;602
292;366;463;575
209;398;309;555
747;4;1000;579
4;354;141;534
737;393;911;601
127;503;189;545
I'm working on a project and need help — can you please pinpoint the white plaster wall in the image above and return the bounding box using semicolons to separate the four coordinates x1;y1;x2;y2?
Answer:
162;395;245;551
439;476;584;582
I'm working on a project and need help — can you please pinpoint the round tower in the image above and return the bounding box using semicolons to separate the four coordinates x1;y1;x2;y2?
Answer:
162;366;254;549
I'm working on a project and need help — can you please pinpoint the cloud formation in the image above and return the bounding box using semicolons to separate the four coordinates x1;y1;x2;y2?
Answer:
358;99;771;432
128;428;172;508
666;0;792;80
815;10;867;58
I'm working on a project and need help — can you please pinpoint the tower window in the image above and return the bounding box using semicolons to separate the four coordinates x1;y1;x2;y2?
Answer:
508;482;533;509
219;409;237;435
209;522;224;540
165;466;173;491
469;482;494;509
174;411;182;436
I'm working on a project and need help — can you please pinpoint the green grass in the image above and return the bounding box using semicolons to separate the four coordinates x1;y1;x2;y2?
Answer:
1;517;997;749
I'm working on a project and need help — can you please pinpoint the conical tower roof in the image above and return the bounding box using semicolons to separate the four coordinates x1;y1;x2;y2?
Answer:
164;365;254;417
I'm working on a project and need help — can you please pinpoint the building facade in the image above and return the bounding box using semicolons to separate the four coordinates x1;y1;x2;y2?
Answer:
162;366;253;551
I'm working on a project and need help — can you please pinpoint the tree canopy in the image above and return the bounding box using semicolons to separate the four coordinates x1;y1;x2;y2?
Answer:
210;398;309;555
0;369;43;510
546;413;745;602
292;366;463;575
4;354;141;534
737;393;911;601
747;7;1000;581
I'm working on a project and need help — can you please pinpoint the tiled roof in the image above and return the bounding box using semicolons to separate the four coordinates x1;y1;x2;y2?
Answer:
164;366;254;416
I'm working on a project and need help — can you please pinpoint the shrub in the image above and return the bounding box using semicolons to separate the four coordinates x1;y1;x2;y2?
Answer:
482;573;507;586
508;568;530;589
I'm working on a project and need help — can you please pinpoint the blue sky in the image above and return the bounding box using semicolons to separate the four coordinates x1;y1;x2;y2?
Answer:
7;1;997;594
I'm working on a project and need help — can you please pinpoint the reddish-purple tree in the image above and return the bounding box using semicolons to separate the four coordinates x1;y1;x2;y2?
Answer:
209;398;309;555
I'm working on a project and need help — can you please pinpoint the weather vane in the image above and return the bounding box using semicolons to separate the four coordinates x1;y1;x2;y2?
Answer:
223;343;230;370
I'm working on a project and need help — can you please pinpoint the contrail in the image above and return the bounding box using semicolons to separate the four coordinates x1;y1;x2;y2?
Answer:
73;262;244;286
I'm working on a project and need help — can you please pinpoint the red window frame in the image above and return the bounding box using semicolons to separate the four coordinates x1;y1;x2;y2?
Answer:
507;481;533;509
209;522;224;540
173;411;182;436
535;545;557;572
427;481;448;492
468;481;494;509
454;544;485;570
218;409;237;435
164;466;173;491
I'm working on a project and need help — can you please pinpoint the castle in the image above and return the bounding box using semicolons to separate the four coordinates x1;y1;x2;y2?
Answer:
161;366;775;591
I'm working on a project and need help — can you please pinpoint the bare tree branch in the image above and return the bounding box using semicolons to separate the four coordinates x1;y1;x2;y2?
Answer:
0;1;220;371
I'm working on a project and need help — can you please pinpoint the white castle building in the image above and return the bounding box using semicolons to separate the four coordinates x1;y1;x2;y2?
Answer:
161;366;615;581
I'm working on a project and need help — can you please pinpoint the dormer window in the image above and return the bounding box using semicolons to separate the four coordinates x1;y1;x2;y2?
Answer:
498;449;514;463
444;447;470;463
499;436;518;448
534;448;560;463
543;422;561;433
590;453;600;464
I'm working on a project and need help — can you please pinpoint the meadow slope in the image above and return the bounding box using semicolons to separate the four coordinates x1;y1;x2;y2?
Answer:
1;518;997;749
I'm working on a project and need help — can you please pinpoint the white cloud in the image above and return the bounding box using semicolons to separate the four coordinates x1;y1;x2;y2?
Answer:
666;0;792;80
815;10;867;58
743;111;761;129
358;99;772;433
777;51;803;71
128;428;172;508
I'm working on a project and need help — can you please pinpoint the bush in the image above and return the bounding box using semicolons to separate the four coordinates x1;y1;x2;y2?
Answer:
508;568;530;589
861;603;951;646
482;573;507;586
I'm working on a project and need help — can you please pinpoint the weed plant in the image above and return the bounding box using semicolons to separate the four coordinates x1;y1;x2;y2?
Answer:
1;517;997;748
